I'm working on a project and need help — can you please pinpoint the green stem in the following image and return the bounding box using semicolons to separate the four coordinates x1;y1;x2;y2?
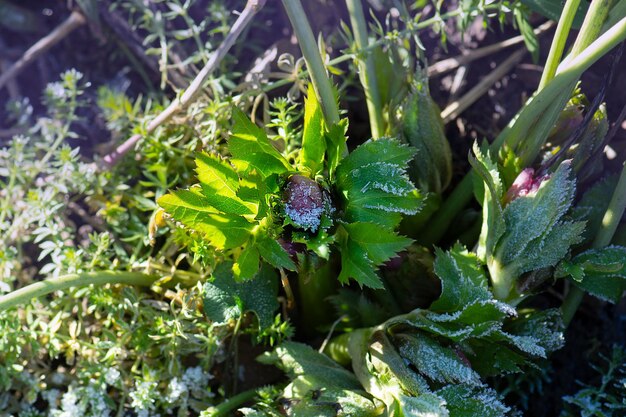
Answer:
538;0;581;89
281;0;341;129
423;15;626;245
570;0;615;57
204;389;258;417
346;0;384;138
561;161;626;325
0;271;158;312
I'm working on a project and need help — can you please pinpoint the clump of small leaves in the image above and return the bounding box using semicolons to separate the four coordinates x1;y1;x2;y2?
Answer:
561;345;626;417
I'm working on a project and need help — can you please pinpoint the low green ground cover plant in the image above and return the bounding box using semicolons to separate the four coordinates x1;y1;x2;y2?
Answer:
1;0;626;416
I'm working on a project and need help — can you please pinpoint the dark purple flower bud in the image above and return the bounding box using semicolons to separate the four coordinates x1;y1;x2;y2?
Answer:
283;175;324;232
505;168;550;203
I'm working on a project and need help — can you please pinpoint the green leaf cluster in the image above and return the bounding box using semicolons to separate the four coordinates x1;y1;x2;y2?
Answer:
160;91;420;290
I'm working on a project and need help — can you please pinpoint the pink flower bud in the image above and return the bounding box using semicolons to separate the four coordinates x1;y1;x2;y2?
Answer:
505;168;550;202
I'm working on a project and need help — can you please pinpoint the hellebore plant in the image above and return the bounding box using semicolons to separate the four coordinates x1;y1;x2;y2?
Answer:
2;1;626;416
157;85;422;292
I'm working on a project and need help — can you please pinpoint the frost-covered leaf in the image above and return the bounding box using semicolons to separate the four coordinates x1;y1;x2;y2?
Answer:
466;339;530;376
336;137;416;179
505;309;564;355
513;220;586;275
436;385;511;417
396;333;481;386
470;143;504;261
259;341;361;390
336;138;422;227
498;161;577;265
203;262;279;330
557;246;626;303
158;189;253;250
341;162;416;196
300;84;325;174
229;107;291;176
430;244;491;313
397;394;449;417
345;188;422;221
256;236;297;271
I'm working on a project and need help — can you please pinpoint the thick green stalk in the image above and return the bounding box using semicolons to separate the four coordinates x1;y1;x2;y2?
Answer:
203;389;258;416
571;0;615;56
346;0;384;138
281;0;341;129
0;271;158;312
561;162;626;325
422;15;626;245
538;0;581;89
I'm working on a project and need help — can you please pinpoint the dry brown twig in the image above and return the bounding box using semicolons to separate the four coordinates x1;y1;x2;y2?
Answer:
102;0;268;167
428;20;555;77
0;11;86;91
441;47;528;123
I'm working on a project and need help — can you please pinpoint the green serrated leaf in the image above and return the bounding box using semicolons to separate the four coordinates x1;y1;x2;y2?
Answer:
338;240;383;289
340;162;416;196
343;205;403;229
229;107;291;176
348;188;422;216
233;245;260;280
256;236;297;271
430;244;491;313
559;246;626;303
195;152;256;216
300;84;325;174
336;138;416;182
203;262;279;330
158;189;253;250
343;222;412;265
